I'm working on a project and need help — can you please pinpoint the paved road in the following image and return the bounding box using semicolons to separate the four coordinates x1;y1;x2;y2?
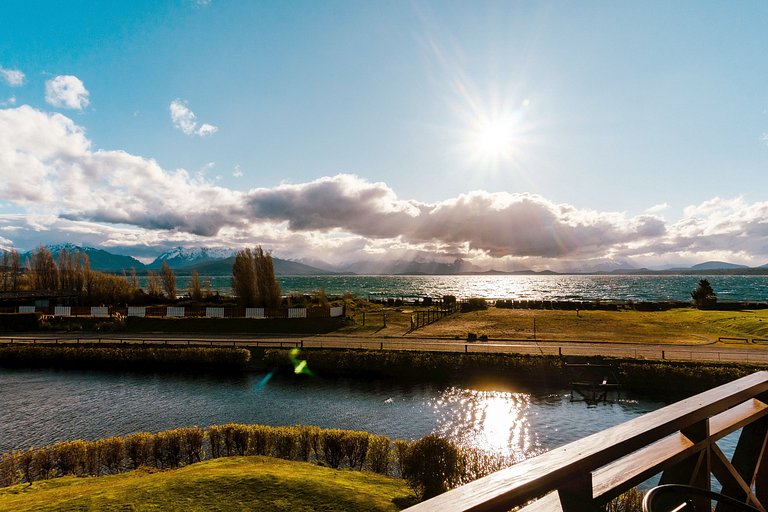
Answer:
1;332;767;364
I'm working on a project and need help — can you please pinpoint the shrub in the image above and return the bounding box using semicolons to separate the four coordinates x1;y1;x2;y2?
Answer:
272;426;298;460
296;425;320;461
319;429;346;468
32;447;55;480
460;298;487;313
402;434;461;500
341;431;370;470
124;433;153;468
85;441;100;475
207;425;225;459
603;488;644;512
366;435;392;474
179;427;205;464
229;424;250;456
394;439;410;477
457;446;514;485
247;425;272;456
0;452;17;487
478;334;488;342
467;332;478;342
98;437;124;474
17;449;35;484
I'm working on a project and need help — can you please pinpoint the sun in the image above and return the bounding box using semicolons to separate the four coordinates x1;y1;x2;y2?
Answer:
471;118;515;162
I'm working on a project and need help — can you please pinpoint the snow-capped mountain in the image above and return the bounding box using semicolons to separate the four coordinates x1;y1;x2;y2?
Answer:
147;247;236;270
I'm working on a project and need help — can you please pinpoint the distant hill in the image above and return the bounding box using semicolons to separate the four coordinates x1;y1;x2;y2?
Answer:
688;261;750;271
342;258;480;275
21;244;146;273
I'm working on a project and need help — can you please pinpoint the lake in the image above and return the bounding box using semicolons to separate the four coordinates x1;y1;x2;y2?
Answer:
0;367;669;461
149;274;768;302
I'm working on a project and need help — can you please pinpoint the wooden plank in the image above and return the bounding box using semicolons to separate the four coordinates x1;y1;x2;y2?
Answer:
518;492;562;512
592;432;696;501
709;399;768;440
404;372;768;512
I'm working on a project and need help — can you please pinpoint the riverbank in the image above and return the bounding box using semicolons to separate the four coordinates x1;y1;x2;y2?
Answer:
260;348;765;397
0;345;251;370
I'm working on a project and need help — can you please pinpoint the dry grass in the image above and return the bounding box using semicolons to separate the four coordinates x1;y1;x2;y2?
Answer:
386;307;768;345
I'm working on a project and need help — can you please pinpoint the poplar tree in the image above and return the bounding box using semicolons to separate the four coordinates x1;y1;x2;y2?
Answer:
231;246;281;308
160;261;177;299
32;246;58;291
190;271;203;302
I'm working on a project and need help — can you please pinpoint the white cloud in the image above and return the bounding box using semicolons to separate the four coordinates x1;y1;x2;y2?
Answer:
233;165;243;177
3;105;768;267
0;66;25;87
169;99;218;137
0;96;16;107
45;75;90;110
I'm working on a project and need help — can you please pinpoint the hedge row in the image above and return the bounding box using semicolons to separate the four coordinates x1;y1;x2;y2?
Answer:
262;348;766;398
262;348;566;385
0;346;251;370
0;424;512;500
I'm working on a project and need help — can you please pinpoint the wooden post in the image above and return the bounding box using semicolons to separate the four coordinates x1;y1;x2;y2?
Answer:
558;472;594;512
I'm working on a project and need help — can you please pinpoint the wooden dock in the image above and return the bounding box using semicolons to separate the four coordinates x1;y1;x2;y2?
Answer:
563;360;620;404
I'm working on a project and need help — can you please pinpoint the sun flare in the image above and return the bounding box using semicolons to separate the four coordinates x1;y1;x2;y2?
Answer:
471;119;515;162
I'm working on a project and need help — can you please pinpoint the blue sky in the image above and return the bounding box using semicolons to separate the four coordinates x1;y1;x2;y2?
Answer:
1;0;767;270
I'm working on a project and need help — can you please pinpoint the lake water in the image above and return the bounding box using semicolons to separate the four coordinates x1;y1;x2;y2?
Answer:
155;274;768;302
0;367;669;461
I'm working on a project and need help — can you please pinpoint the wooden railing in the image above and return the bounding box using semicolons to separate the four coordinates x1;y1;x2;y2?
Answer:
404;371;768;512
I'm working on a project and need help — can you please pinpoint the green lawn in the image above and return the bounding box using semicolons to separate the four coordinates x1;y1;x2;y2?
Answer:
411;307;768;344
0;456;415;512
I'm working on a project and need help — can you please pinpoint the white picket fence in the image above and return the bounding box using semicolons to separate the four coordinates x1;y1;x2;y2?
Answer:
16;305;343;319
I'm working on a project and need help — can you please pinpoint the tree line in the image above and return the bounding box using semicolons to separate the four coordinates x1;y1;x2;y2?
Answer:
0;245;281;308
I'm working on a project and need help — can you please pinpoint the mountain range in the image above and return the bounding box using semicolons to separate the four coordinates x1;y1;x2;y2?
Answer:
19;244;334;276
14;244;768;276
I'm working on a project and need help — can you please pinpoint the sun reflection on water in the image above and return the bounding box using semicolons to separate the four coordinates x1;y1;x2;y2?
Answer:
429;387;540;462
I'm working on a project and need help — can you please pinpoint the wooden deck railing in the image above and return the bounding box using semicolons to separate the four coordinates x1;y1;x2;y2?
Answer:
404;371;768;512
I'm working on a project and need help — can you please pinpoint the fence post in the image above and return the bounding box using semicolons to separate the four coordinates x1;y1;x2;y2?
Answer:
662;350;665;360
465;344;468;353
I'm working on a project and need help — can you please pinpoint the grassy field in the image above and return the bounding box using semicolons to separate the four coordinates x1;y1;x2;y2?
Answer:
0;456;414;512
339;306;768;344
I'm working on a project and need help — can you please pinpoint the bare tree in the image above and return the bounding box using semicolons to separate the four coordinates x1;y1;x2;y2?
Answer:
1;250;8;292
147;271;163;297
160;261;176;299
10;250;19;291
32;246;58;291
190;270;203;302
129;267;139;291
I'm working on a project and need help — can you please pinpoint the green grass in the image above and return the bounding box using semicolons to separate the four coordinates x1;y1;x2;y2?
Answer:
411;307;768;344
0;456;415;512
